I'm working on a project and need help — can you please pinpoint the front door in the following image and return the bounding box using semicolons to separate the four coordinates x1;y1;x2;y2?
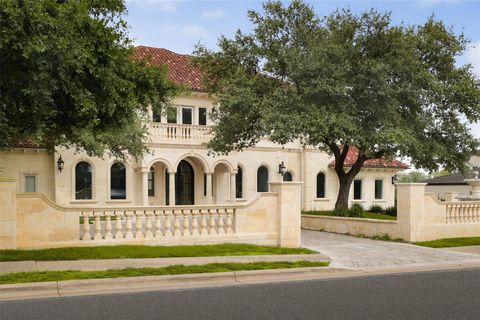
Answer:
175;160;194;205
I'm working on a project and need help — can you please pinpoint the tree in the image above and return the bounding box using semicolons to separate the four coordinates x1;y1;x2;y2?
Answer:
397;171;430;183
194;0;480;209
0;0;177;158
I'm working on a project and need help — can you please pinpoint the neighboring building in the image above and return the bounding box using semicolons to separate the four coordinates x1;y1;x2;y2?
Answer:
424;173;469;200
0;46;408;211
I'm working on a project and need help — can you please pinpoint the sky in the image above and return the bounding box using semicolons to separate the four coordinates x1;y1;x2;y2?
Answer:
125;0;480;138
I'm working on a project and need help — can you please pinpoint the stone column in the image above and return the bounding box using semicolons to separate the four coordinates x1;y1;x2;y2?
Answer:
230;173;236;203
396;183;426;242
169;172;175;206
142;171;149;206
0;178;17;249
206;173;213;204
269;181;303;248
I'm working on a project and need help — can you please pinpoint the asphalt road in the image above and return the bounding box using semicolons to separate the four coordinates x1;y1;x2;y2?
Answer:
1;268;479;320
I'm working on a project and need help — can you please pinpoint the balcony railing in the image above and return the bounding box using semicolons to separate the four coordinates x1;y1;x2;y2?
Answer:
148;123;212;144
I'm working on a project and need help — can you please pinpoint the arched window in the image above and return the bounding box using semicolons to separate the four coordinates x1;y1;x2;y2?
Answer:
176;160;194;205
236;166;243;198
75;161;92;200
257;166;269;192
283;171;293;182
111;163;126;199
316;172;325;198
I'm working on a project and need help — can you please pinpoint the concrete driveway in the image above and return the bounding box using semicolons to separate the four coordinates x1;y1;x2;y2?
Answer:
302;229;480;269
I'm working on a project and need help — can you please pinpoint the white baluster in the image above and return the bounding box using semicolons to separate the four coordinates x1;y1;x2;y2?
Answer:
145;210;153;239
164;210;173;237
154;210;163;237
82;212;91;241
135;211;144;238
217;209;225;235
209;209;217;234
225;208;234;234
191;209;200;236
173;209;182;236
183;209;191;237
125;211;134;239
104;211;113;240
114;211;123;239
200;209;208;235
93;212;102;240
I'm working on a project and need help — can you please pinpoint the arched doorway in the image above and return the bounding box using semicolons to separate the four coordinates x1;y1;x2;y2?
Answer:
175;160;194;205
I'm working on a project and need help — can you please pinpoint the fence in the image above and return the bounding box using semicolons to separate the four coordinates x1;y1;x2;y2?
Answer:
0;179;302;249
302;183;480;242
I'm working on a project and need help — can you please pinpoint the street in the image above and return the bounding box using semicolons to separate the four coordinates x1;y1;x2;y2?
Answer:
1;268;479;320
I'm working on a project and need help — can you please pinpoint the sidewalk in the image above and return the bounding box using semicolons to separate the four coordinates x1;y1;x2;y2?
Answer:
0;253;330;274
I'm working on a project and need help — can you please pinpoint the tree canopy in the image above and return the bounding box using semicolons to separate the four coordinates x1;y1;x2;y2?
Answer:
0;0;177;158
194;0;480;208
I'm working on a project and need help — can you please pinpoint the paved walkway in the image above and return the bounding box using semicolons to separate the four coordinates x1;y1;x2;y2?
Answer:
302;230;480;269
0;254;330;275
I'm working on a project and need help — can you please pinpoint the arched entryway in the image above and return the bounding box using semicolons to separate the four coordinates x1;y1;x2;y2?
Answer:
175;160;194;205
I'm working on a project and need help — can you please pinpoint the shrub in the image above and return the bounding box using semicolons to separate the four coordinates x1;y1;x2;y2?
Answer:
368;204;383;214
350;203;365;218
333;208;350;217
384;206;397;217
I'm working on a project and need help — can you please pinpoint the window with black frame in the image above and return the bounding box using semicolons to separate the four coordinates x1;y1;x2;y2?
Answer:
257;166;269;192
236;166;243;198
316;172;325;198
75;161;92;200
111;163;126;199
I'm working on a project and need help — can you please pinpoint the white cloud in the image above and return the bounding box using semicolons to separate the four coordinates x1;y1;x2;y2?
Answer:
126;0;178;13
202;8;224;19
466;41;480;77
157;23;210;40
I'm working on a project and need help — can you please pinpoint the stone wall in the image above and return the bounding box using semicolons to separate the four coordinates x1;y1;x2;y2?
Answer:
302;183;480;242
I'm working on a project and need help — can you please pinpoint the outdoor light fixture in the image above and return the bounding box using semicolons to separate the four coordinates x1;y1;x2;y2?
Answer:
391;174;398;185
57;156;64;172
278;161;286;176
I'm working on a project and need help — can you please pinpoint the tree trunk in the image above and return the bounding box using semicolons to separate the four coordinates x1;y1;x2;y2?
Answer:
335;176;353;210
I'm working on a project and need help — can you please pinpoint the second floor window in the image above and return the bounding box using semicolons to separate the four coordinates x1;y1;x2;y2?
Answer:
152;108;161;122
167;107;177;123
199;108;207;125
182;107;192;124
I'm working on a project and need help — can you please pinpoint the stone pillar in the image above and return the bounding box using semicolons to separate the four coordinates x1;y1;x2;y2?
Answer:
230;173;236;203
396;183;426;242
269;181;303;248
0;178;17;249
142;171;149;206
169;172;175;206
206;173;213;204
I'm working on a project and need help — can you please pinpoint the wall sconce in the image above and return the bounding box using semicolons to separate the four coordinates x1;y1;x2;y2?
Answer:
57;156;64;172
391;174;398;185
278;161;286;176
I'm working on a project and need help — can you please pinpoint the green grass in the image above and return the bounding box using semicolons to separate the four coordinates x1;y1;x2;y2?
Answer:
414;237;480;248
0;261;329;284
0;244;316;262
302;210;396;221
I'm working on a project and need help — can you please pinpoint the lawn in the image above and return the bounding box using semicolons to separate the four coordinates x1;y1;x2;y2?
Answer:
302;210;396;221
414;237;480;248
0;243;316;262
0;261;329;284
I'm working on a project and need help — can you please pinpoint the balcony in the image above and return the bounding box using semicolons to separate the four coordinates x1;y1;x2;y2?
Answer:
148;123;212;145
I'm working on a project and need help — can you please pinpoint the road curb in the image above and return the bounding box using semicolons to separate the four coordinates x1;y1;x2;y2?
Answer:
2;262;480;301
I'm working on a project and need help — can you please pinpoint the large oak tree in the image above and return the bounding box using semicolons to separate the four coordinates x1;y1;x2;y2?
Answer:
194;0;480;209
0;0;177;158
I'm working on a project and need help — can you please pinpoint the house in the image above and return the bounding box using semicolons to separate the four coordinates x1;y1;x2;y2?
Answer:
0;46;408;211
424;156;480;200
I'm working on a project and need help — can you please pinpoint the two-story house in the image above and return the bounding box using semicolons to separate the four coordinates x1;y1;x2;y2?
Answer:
0;46;408;211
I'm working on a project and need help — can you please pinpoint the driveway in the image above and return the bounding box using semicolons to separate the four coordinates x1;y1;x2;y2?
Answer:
302;229;480;269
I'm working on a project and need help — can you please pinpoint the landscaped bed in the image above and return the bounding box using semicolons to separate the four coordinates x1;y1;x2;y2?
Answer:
0;261;329;284
0;244;316;262
414;237;480;248
302;210;396;221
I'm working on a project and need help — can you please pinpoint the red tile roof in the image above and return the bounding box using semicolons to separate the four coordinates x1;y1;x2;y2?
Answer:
132;46;204;91
328;146;409;169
